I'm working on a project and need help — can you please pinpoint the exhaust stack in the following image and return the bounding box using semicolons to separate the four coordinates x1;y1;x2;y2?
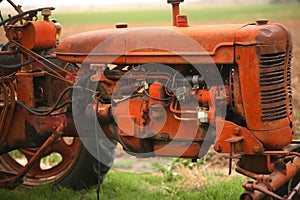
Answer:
167;0;184;26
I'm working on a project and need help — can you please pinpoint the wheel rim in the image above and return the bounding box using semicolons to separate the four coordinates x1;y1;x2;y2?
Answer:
0;137;82;187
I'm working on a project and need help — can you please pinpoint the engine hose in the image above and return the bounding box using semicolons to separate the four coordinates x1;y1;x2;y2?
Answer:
0;59;34;69
28;101;72;113
143;72;174;101
16;86;74;116
143;88;174;101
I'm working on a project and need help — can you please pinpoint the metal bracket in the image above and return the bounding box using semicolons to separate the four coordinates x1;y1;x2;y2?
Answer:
226;136;243;175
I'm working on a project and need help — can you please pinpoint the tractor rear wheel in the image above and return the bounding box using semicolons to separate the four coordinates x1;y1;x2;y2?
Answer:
0;137;115;189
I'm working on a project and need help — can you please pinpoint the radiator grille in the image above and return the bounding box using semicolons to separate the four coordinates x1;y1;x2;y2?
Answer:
260;52;288;122
287;50;293;115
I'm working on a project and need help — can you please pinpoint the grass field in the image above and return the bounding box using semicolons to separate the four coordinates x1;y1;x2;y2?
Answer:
53;3;300;25
0;170;245;200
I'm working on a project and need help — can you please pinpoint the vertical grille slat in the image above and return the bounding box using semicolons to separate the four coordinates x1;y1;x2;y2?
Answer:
259;51;289;122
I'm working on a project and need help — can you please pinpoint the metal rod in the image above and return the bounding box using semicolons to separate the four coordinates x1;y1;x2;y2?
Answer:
172;3;180;26
10;40;75;79
0;50;14;55
1;81;16;143
287;181;300;200
0;82;10;139
7;0;23;14
252;184;284;200
236;166;258;180
168;0;183;26
291;140;300;144
229;143;233;175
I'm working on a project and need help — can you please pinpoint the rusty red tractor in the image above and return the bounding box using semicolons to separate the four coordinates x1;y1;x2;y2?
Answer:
0;0;299;199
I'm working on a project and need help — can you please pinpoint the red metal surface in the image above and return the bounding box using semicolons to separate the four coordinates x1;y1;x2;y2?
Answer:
214;117;265;155
111;95;204;157
20;21;56;50
176;15;189;27
168;0;182;26
55;25;238;64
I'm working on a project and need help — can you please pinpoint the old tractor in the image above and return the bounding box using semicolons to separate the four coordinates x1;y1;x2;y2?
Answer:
0;0;299;199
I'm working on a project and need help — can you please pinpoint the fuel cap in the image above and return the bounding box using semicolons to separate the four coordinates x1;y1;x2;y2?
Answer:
256;19;269;25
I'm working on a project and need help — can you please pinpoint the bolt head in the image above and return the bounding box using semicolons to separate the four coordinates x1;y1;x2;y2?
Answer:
233;127;240;135
253;145;262;153
214;144;223;153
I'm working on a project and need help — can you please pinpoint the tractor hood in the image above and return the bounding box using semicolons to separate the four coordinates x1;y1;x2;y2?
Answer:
55;22;291;64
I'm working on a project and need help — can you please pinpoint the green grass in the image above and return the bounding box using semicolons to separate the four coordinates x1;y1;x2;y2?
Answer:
183;3;300;22
52;3;300;25
0;171;245;200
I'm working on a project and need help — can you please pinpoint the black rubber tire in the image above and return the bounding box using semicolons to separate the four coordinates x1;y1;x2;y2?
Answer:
58;142;115;189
